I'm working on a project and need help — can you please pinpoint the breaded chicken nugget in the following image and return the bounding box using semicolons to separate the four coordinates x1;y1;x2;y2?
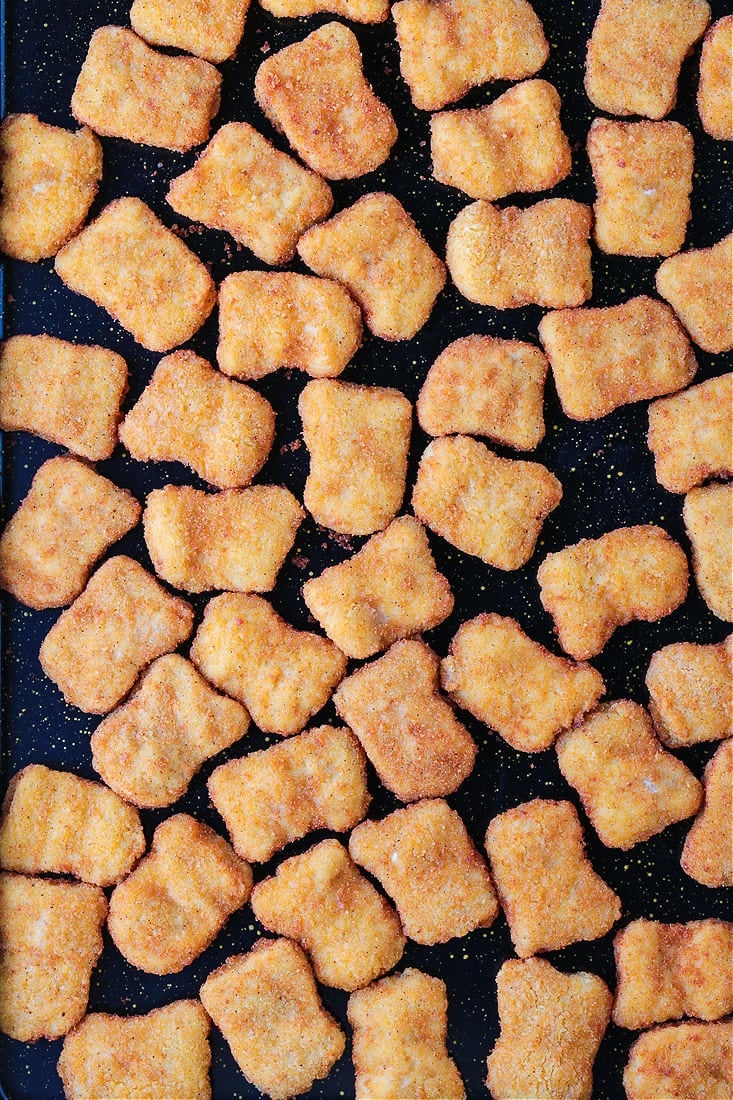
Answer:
298;192;446;340
684;482;733;621
485;799;621;957
348;969;465;1100
119;351;275;489
55;199;216;353
200;939;345;1100
681;741;732;887
441;613;605;753
585;0;711;119
71;26;221;151
646;636;732;748
167;124;333;267
486;958;612;1100
538;526;689;660
131;0;249;62
656;234;733;354
190;593;347;735
108;814;252;974
261;0;388;19
624;1020;733;1100
250;839;405;990
300;379;412;536
446;198;592;309
39;556;194;714
698;17;733;140
91;654;249;809
0;873;106;1042
0;115;102;262
648;374;733;494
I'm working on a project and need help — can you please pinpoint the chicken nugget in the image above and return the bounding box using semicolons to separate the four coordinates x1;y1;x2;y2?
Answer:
71;26;221;151
119;351;275;489
260;0;388;19
648;374;733;494
199;939;345;1100
298;192;446;341
0;114;102;262
681;741;732;887
684;482;733;621
624;1020;733;1100
167;124;333;267
446;198;592;309
486;958;612;1100
485;799;621;957
250;839;405;990
585;0;711;119
656;234;733;354
646;637;732;748
300;379;412;536
91;654;249;809
190;593;347;736
108;814;252;974
441;614;605;753
55;199;216;353
39;556;194;714
131;0;249;62
698;17;733;140
0;873;106;1042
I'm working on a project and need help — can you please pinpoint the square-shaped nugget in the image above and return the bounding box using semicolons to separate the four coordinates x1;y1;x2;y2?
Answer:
684;482;732;622
681;741;733;887
656;234;733;354
648;374;733;494
624;1020;732;1100
646;637;732;748
131;0;249;62
698;17;733;140
261;0;388;19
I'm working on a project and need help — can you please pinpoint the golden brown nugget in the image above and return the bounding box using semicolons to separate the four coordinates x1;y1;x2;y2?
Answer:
446;198;592;309
684;482;733;622
537;526;689;661
0;455;140;609
119;351;275;490
588;119;694;257
0;115;102;262
431;80;571;201
646;637;732;748
0;873;106;1042
200;939;345;1100
348;969;465;1100
143;484;304;594
217;271;360;379
556;700;703;850
261;0;388;20
648;374;733;494
441;613;605;753
585;0;711;119
255;23;397;180
681;741;733;887
656;234;733;354
131;0;249;62
58;1001;212;1100
55;199;216;353
699;17;733;140
91;654;249;809
71;26;221;151
39;556;194;714
485;799;621;957
298;192;446;341
300;379;412;536
303;516;454;659
167;124;333;267
190;593;347;736
108;814;252;975
208;724;370;863
486;958;612;1100
624;1020;733;1100
412;436;562;570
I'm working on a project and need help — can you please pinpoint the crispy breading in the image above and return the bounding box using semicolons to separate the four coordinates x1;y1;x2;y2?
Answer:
71;26;221;150
684;482;733;621
349;800;497;944
119;351;275;489
39;555;194;714
167;124;333;266
441;613;605;753
250;839;405;990
486;958;612;1100
431;80;571;201
681;741;733;887
537;526;689;660
261;0;388;19
648;374;733;494
131;0;249;62
302;516;454;659
0;455;140;609
54;199;216;353
698;17;733;140
656;233;733;354
624;1020;733;1100
91;654;250;809
209;724;370;862
297;192;446;340
190;593;347;736
217;271;360;379
0;334;127;461
446;198;592;309
108;814;252;974
0;873;106;1042
585;0;711;119
0;115;102;262
646;636;732;748
485;799;621;957
300;379;412;536
58;1001;212;1100
199;939;345;1100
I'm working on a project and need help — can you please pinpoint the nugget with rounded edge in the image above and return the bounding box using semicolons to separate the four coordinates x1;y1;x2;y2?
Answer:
684;482;733;622
298;192;446;340
681;741;732;887
131;0;249;62
656;234;733;354
648;374;733;494
698;17;733;140
646;636;732;748
624;1020;733;1100
261;0;388;19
